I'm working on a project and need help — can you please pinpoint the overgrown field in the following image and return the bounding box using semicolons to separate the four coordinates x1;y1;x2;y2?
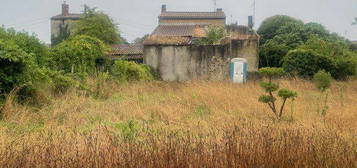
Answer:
0;79;356;167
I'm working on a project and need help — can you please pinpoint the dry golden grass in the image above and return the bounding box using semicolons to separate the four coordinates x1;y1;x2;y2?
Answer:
0;79;356;167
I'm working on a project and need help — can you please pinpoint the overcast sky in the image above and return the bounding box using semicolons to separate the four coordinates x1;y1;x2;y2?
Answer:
1;0;356;43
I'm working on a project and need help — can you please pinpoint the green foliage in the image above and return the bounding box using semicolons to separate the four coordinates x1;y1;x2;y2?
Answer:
115;120;140;141
258;67;285;80
278;89;298;99
44;70;78;94
257;16;355;80
110;60;154;82
313;70;332;92
258;67;297;118
332;56;357;80
194;26;226;45
259;40;289;67
313;70;332;116
51;24;71;46
0;27;49;67
0;39;34;95
50;35;107;74
257;15;304;45
73;6;121;45
258;95;276;103
260;82;279;92
283;49;334;78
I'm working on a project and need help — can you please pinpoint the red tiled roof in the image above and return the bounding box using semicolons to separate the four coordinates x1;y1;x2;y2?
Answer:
159;11;226;19
110;44;143;55
51;14;81;20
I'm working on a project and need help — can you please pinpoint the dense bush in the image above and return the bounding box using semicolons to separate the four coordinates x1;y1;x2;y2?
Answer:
258;15;356;79
110;60;154;82
0;39;36;95
0;27;49;67
259;40;289;67
283;49;334;78
50;35;107;74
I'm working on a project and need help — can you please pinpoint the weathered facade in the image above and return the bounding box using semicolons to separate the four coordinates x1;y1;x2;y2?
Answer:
144;5;259;81
50;2;80;44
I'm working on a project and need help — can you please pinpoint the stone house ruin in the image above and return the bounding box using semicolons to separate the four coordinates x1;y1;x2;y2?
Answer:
144;5;259;81
50;2;81;43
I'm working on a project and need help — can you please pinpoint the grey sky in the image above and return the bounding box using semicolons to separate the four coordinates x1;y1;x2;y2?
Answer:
1;0;356;43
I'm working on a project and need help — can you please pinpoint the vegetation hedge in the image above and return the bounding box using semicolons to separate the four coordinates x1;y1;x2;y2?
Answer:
111;60;154;82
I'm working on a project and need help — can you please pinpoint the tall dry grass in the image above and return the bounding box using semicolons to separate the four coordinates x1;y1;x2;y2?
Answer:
0;79;356;167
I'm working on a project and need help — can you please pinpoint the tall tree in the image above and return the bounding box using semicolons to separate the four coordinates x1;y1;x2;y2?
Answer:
257;15;304;44
73;6;121;45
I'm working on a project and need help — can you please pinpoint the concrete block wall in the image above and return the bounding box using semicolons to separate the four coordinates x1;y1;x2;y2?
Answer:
144;40;258;81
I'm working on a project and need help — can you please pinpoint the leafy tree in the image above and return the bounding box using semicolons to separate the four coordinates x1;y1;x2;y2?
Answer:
73;6;121;45
258;67;297;118
283;49;334;78
0;27;49;67
257;15;304;44
353;17;357;25
51;24;71;46
50;35;107;74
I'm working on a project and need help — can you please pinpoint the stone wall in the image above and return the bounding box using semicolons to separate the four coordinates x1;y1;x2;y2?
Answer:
144;40;258;81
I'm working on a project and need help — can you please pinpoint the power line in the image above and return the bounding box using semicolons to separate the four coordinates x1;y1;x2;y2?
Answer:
4;17;49;28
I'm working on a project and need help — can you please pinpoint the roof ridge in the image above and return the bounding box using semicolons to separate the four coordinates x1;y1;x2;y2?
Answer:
164;11;222;13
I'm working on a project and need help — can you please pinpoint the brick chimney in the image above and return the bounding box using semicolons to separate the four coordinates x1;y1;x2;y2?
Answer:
161;5;167;13
62;1;69;16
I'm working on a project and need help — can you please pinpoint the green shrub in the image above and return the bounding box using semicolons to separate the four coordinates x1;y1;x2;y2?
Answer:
313;70;332;92
283;49;334;78
313;70;332;116
0;27;50;67
44;70;78;94
332;56;357;80
258;67;285;81
259;40;289;67
0;39;37;96
50;35;107;74
111;60;154;82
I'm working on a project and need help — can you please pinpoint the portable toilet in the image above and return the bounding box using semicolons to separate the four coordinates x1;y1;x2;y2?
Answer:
230;58;248;83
